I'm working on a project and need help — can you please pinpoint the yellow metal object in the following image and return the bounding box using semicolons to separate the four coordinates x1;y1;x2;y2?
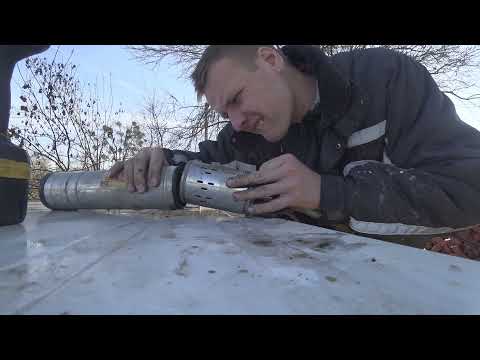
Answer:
292;208;354;234
100;177;127;190
0;158;30;180
333;224;354;234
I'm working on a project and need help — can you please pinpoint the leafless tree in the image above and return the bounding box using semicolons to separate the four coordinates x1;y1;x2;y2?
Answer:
9;48;148;171
127;45;208;77
141;91;176;148
9;49;78;171
167;102;228;151
103;119;146;164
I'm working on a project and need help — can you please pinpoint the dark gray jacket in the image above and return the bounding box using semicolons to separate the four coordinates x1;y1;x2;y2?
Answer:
163;45;480;237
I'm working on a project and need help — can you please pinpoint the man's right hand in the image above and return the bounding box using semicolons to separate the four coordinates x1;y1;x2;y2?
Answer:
106;147;168;193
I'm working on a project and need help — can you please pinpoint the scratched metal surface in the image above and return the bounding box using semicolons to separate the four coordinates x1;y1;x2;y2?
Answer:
1;206;480;315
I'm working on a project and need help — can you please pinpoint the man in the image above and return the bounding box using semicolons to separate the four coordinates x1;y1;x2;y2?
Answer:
108;45;480;251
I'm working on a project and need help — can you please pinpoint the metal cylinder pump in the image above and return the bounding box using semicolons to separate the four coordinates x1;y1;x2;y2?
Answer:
39;160;256;215
39;165;185;211
179;160;253;214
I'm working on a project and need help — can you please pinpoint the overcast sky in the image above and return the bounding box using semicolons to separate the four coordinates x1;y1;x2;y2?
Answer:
10;45;480;132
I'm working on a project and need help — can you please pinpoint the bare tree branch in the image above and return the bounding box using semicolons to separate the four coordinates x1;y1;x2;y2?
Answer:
126;45;207;78
444;91;480;101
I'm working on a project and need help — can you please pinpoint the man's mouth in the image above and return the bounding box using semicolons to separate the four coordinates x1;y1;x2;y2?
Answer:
248;118;263;133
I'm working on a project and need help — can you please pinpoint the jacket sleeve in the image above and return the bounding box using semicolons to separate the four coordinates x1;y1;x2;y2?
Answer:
320;50;480;233
162;124;235;165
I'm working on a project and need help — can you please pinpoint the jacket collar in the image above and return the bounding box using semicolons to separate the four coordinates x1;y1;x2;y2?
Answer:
281;45;352;122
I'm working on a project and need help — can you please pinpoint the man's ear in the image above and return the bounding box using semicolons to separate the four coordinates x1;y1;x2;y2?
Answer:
256;47;284;71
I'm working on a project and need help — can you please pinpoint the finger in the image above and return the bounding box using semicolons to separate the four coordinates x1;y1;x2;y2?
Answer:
464;243;479;259
148;148;166;188
117;169;126;182
464;242;480;259
247;195;291;215
227;165;286;188
472;232;480;242
107;161;124;179
450;245;467;258
441;242;453;254
134;150;150;193
430;242;444;252
233;180;288;202
258;155;289;171
454;230;471;242
226;155;290;188
125;159;135;193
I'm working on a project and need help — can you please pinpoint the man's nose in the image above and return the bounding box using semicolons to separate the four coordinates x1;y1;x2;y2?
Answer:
229;109;248;132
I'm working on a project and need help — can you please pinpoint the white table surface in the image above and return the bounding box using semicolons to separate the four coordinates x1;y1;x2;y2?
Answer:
1;206;479;315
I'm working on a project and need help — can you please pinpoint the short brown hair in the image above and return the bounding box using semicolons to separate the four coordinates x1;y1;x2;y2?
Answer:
190;45;276;102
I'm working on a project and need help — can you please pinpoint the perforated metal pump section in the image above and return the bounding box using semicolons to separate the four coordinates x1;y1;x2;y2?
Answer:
179;160;253;214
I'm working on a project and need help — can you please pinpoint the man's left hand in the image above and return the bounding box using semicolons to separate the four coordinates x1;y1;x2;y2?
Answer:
226;153;321;215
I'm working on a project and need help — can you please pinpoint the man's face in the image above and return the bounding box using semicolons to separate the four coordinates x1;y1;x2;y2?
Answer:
204;49;294;143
